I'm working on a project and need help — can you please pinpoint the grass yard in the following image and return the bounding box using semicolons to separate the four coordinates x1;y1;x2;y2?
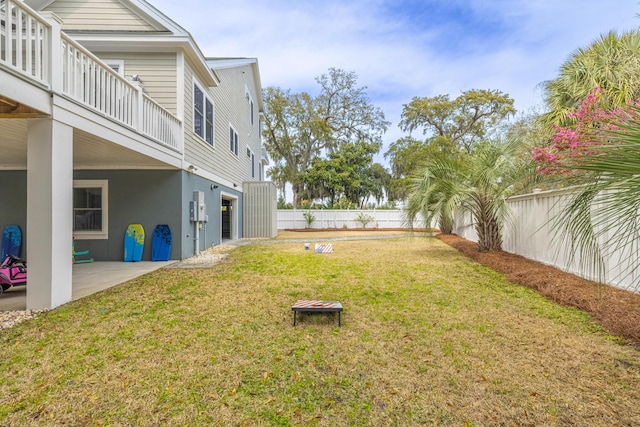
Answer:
1;236;640;426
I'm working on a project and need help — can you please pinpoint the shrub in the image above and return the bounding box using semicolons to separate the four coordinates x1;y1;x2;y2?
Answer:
354;212;375;228
303;211;316;228
277;196;293;209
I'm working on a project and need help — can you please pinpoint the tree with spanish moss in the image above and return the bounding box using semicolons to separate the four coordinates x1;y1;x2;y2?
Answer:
387;89;516;199
262;68;389;207
399;89;516;154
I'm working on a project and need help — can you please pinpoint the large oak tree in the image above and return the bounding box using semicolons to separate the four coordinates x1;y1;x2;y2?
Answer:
387;89;515;199
262;68;389;207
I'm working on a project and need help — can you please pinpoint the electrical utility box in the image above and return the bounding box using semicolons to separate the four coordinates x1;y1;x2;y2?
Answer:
190;191;206;222
189;201;197;221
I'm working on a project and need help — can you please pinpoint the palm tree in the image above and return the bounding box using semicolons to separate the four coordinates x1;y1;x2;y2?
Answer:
406;139;534;251
541;30;640;126
550;107;640;286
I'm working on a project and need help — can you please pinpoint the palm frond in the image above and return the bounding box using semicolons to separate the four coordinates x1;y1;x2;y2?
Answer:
550;112;640;288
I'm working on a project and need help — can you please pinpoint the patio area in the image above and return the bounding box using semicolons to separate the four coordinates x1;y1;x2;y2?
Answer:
0;261;175;311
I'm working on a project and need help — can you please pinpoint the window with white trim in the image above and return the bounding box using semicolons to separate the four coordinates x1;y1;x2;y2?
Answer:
104;59;125;76
73;180;108;240
245;85;254;126
193;82;214;146
251;152;255;178
229;125;239;156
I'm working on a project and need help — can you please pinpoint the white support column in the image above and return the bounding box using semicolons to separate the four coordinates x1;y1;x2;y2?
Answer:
26;119;73;310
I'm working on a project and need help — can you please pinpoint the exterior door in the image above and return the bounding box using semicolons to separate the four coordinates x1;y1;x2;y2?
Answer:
221;199;231;240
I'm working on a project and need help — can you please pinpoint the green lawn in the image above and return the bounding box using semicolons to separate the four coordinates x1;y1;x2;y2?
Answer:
1;236;639;426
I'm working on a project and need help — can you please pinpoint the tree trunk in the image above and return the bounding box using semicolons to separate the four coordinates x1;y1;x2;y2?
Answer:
439;210;454;234
476;214;502;252
474;193;502;251
292;182;305;209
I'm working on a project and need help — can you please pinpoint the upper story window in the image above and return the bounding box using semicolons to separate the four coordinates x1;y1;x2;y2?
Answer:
245;85;254;126
251;152;255;178
247;148;255;178
194;82;214;146
104;59;125;76
229;125;239;156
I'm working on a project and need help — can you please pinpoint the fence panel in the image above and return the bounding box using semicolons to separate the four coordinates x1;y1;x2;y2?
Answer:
454;188;639;291
278;210;414;230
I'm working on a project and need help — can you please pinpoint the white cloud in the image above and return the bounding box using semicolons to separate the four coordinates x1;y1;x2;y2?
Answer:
150;0;640;162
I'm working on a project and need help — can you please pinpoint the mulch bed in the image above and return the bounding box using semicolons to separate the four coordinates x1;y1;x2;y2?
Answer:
438;234;640;344
284;228;434;232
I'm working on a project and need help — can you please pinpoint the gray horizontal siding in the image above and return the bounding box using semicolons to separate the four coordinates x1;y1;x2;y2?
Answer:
184;62;262;185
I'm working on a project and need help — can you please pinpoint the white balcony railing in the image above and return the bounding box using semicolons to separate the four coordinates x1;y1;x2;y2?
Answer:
0;0;49;85
0;0;182;152
142;93;181;151
61;34;137;127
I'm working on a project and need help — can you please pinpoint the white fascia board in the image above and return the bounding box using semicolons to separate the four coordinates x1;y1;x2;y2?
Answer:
206;57;258;70
0;69;52;115
122;0;189;34
51;95;183;168
252;62;265;113
24;0;56;10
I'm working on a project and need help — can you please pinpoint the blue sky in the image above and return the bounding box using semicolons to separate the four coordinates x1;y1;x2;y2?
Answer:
151;0;640;163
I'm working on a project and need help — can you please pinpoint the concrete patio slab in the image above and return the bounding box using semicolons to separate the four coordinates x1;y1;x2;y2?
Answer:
0;261;175;311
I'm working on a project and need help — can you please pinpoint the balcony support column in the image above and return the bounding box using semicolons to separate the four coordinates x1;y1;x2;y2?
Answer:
26;119;73;310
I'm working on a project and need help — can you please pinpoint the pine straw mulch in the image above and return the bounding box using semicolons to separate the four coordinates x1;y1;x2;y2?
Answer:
438;234;640;345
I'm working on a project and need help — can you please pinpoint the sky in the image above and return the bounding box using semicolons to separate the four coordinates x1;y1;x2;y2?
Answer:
150;0;640;166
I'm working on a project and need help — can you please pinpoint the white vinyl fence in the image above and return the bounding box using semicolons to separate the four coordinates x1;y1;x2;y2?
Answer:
277;209;412;230
453;188;639;291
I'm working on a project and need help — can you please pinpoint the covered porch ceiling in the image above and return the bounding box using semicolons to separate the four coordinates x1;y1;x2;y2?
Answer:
0;119;179;170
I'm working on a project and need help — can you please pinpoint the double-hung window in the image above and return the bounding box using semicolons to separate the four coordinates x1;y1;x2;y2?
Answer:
73;180;108;240
229;125;239;156
193;82;214;146
245;85;254;126
247;148;255;178
251;152;255;178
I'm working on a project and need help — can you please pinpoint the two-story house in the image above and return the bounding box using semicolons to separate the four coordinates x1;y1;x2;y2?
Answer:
0;0;273;309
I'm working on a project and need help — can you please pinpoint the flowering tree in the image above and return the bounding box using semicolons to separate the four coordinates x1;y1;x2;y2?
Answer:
532;87;631;175
533;87;640;287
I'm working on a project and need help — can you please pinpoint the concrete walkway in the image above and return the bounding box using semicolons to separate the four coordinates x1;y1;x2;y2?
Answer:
0;261;174;311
